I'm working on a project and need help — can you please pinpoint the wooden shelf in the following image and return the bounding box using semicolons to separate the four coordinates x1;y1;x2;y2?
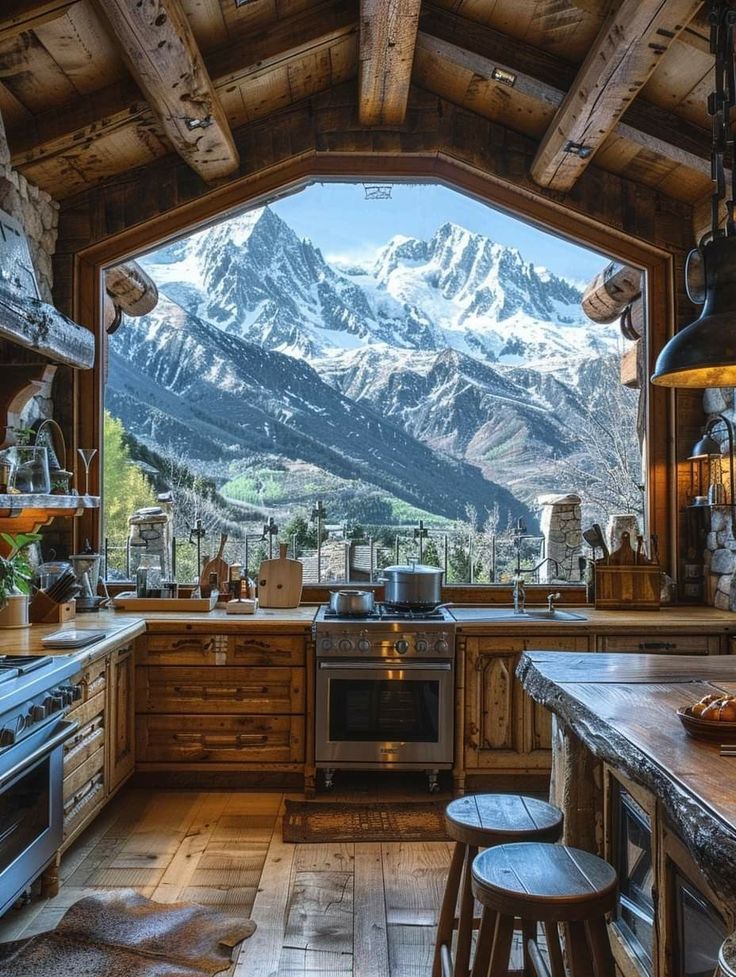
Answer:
0;494;100;541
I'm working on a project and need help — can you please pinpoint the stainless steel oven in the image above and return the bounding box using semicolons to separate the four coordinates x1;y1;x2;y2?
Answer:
313;604;455;791
0;716;77;915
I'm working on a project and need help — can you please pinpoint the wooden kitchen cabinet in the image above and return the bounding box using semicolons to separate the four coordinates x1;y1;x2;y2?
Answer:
62;656;107;847
596;633;723;655
134;629;309;777
462;634;589;777
108;644;135;793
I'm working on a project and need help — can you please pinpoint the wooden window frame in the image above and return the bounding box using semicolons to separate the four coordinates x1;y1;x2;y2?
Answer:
71;154;676;592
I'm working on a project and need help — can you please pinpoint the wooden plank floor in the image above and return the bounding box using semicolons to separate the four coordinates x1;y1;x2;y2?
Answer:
0;787;531;976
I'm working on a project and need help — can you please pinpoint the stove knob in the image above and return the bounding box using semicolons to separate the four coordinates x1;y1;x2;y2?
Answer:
434;638;450;654
395;639;410;655
357;638;371;653
61;684;82;702
30;704;46;722
44;696;63;714
0;727;16;747
320;637;334;652
338;638;353;652
415;638;428;654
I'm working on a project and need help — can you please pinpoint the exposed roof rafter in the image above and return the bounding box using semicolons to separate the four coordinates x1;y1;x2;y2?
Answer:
359;0;421;125
91;0;239;183
529;0;704;190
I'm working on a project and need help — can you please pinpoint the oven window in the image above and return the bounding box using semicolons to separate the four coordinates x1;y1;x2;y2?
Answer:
0;758;51;872
612;785;655;972
329;678;440;742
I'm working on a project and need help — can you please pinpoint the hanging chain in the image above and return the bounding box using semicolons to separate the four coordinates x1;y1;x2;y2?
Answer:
709;0;736;238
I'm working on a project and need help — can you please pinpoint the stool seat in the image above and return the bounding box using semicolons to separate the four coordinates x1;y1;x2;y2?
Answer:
473;842;617;922
445;794;563;848
470;843;618;977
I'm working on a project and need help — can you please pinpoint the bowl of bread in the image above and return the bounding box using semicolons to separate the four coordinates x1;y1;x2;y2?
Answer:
678;693;736;739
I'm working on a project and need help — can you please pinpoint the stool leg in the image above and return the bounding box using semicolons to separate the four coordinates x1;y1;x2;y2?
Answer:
470;907;497;977
455;845;478;977
566;920;591;977
522;919;537;977
544;922;566;977
433;842;465;977
586;917;615;977
488;913;515;977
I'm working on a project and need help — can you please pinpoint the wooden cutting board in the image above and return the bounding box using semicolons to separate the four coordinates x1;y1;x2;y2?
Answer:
258;543;303;608
199;532;229;590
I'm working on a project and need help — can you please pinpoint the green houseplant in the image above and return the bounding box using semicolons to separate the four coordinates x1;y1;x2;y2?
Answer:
0;531;41;628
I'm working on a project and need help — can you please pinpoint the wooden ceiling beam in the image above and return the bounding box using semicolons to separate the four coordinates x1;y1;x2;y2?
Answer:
359;0;421;125
529;0;704;191
91;0;239;183
418;6;713;179
11;0;358;169
0;0;77;41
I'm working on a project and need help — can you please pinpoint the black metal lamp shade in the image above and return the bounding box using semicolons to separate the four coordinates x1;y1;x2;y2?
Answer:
689;431;724;460
652;237;736;388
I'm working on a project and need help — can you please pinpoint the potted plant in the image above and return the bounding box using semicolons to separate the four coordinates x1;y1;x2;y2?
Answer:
0;532;41;628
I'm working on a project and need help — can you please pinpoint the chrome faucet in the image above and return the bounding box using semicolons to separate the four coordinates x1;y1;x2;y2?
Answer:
512;575;526;615
546;591;561;615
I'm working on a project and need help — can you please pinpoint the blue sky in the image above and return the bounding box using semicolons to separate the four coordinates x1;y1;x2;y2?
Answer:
270;181;609;286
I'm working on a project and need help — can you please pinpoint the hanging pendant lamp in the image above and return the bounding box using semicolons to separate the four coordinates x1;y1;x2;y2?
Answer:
651;0;736;387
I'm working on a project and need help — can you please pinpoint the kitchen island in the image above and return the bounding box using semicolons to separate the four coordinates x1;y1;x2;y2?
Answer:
518;651;736;976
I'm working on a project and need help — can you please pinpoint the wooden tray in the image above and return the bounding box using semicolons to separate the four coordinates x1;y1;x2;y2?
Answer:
677;706;736;741
111;592;218;612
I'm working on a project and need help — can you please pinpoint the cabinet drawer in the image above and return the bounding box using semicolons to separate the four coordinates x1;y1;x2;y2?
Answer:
597;634;721;655
63;770;105;841
136;714;304;764
229;634;305;666
137;633;223;665
472;636;590;653
63;744;105;801
63;713;105;777
135;666;305;714
67;658;106;719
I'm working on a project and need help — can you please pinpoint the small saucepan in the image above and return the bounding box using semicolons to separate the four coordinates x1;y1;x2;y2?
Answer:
329;589;375;616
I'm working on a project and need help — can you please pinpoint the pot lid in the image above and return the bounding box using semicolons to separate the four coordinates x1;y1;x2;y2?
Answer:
383;563;443;574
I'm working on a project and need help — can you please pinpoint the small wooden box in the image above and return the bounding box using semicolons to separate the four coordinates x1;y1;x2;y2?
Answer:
29;591;76;623
595;564;662;610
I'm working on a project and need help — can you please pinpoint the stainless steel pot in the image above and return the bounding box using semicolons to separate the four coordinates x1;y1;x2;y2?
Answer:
328;589;375;616
379;563;444;609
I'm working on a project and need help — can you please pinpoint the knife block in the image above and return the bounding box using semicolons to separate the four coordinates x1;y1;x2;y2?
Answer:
29;590;76;624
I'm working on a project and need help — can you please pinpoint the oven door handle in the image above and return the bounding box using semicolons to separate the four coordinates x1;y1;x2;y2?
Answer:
0;719;79;791
318;661;452;671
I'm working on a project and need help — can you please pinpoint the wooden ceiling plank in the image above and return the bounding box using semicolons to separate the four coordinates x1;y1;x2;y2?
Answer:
419;5;713;178
0;0;77;41
33;1;125;95
529;0;704;190
91;0;239;182
12;0;357;167
359;0;422;125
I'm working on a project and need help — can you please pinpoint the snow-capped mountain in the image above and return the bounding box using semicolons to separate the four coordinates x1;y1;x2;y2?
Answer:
108;205;632;525
140;206;620;366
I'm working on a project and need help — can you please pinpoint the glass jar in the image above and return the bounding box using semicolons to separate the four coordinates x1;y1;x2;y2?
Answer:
12;446;50;494
136;555;162;598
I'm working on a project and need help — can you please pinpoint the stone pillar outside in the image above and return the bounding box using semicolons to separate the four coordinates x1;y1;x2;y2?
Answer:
537;493;582;582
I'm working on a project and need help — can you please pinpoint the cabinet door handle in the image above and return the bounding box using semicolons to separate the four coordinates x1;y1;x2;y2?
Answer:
637;642;676;651
171;638;214;651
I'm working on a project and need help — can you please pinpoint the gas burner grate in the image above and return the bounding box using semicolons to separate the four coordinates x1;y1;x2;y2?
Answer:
321;604;447;623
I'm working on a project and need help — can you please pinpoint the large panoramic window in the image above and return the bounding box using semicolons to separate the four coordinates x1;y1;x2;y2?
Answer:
103;182;644;585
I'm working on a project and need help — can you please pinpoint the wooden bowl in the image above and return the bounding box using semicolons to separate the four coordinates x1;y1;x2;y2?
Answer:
677;706;736;741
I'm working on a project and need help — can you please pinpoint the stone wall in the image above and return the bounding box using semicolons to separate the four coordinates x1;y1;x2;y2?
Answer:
701;388;736;610
538;493;582;582
0;114;58;302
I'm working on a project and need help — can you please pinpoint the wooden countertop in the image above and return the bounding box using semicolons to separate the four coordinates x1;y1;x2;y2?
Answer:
518;651;736;907
452;604;736;633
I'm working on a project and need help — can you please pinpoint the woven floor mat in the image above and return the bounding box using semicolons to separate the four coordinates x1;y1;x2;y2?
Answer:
283;799;448;843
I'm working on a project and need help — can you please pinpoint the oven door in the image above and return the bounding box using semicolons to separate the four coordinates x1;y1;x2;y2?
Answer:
315;660;454;767
0;718;78;916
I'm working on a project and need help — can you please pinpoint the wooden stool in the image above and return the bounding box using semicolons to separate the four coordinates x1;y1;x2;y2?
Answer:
470;842;617;977
433;795;563;977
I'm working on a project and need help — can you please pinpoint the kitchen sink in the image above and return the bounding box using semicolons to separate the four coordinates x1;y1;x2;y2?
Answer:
449;607;587;623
